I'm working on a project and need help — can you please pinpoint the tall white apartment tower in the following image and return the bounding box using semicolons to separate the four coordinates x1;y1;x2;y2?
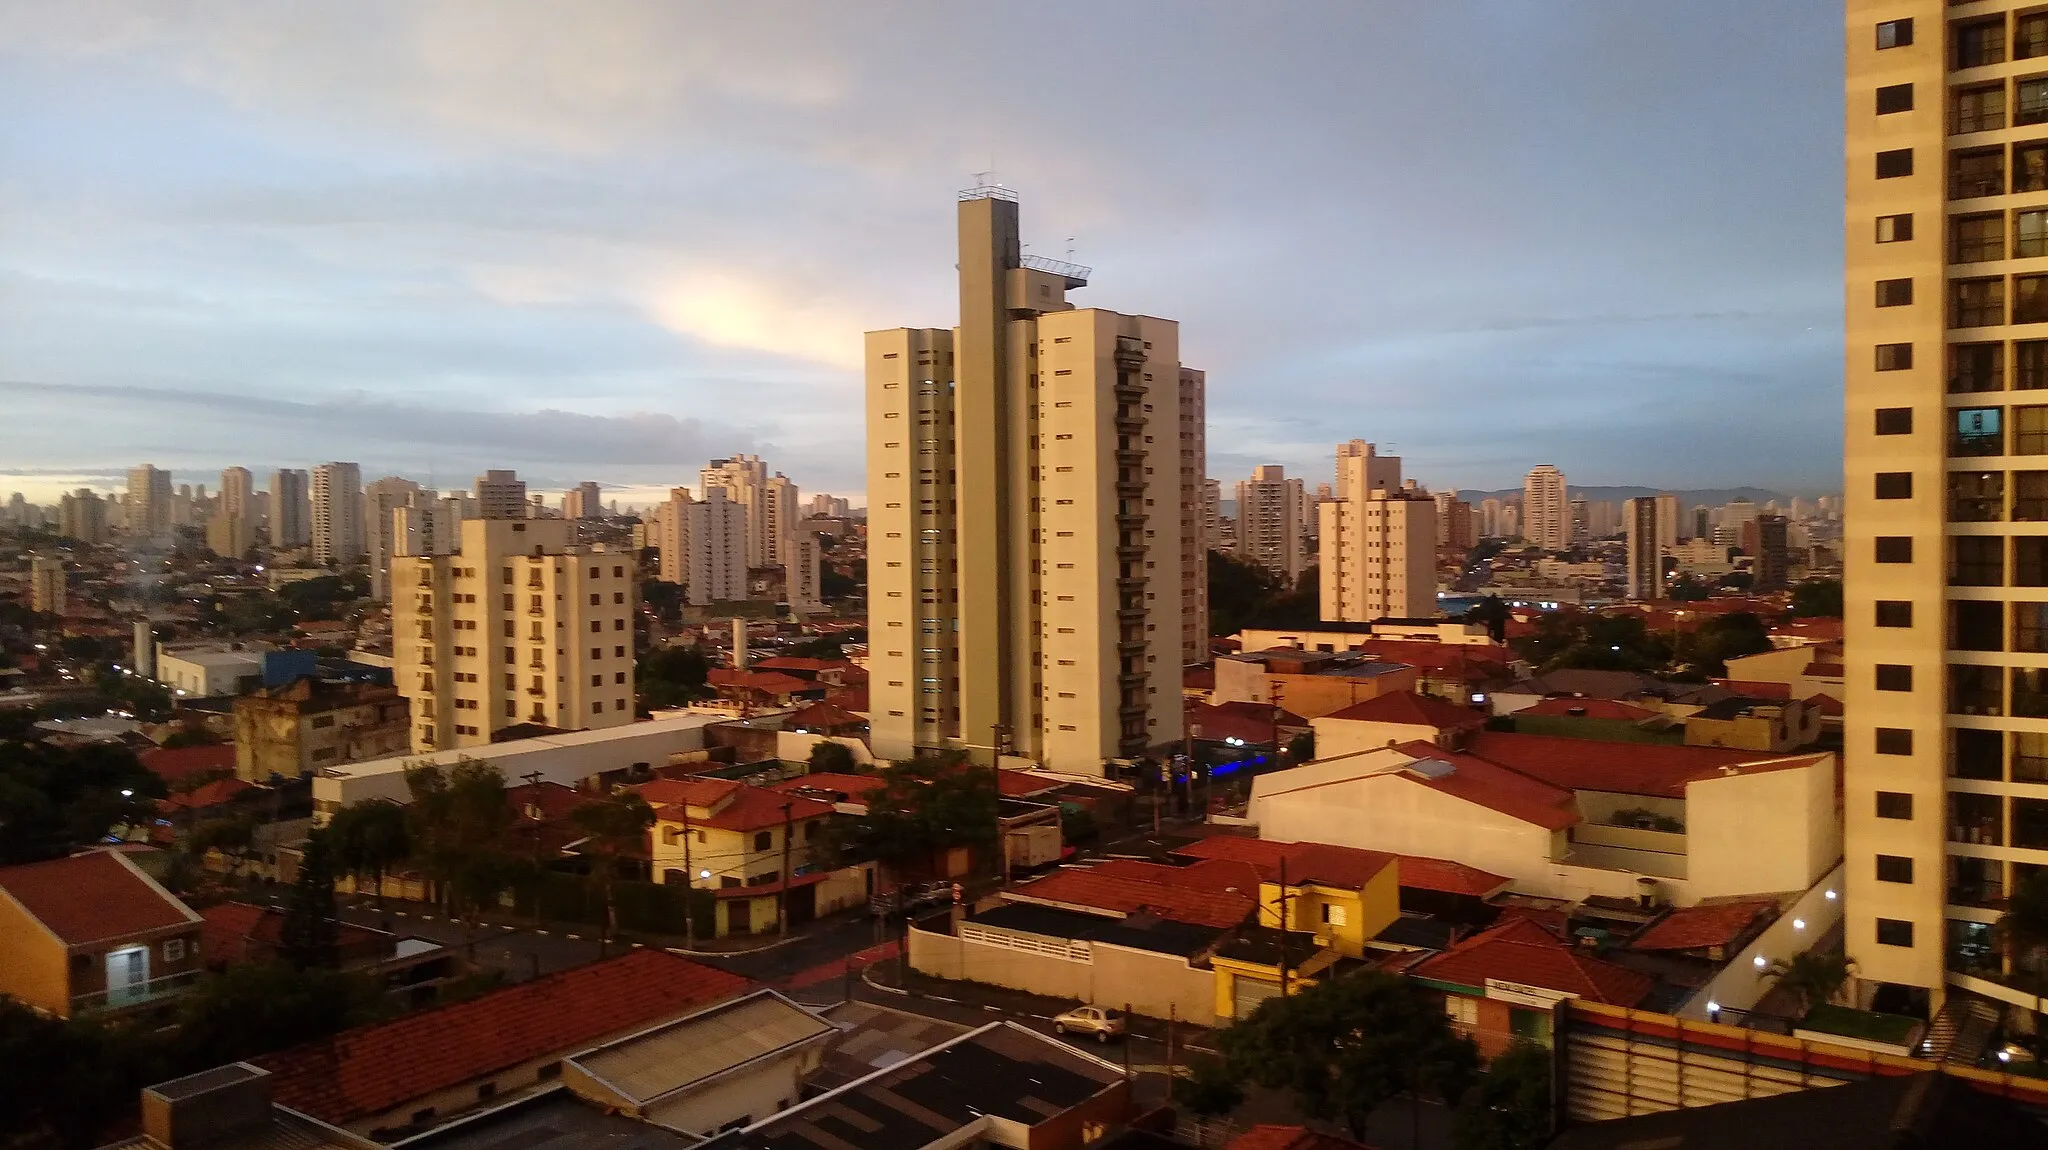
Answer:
685;486;748;605
475;470;528;520
1623;496;1667;601
310;462;363;567
364;476;425;599
1235;466;1305;586
865;187;1190;775
218;468;255;529
126;465;172;540
1179;369;1209;665
1522;465;1569;552
1654;492;1681;551
1319;442;1437;621
270;469;311;548
391;517;635;751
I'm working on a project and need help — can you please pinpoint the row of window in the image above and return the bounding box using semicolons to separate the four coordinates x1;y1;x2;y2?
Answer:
1876;140;2048;198
1870;273;2048;327
1877;208;2048;262
1875;597;2048;654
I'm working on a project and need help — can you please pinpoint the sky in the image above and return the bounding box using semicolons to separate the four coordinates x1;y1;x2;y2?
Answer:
0;1;1846;507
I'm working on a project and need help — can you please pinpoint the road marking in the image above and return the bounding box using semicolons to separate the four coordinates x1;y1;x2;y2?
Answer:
536;930;550;935
566;934;581;940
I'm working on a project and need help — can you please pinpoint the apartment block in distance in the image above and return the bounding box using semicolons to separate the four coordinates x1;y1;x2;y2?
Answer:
1845;0;2048;1020
1235;465;1304;585
391;517;636;751
1623;495;1667;601
866;186;1192;774
1320;441;1437;621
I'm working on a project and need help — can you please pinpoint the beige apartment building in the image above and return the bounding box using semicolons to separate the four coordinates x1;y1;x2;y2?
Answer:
1179;369;1209;664
865;187;1194;774
29;556;65;616
1522;465;1569;552
391;517;636;751
1235;466;1304;585
1623;495;1669;601
1319;441;1437;621
1845;0;2048;1018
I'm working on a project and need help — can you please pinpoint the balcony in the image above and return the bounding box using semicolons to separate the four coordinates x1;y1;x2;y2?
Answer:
73;969;201;1015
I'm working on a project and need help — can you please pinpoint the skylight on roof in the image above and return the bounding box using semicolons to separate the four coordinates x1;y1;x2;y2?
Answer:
1405;759;1457;780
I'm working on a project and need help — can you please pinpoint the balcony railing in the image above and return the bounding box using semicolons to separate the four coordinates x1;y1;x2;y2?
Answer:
72;969;201;1015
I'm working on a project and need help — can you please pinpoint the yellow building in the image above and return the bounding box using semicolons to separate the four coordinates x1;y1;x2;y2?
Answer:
1843;0;2048;1012
1319;442;1438;622
640;777;868;938
390;517;636;752
865;187;1200;774
28;556;65;616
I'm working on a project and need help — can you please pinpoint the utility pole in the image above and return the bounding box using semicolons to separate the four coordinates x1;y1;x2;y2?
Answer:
680;798;697;949
523;769;544;925
992;722;1010;885
1123;1002;1135;1082
1278;854;1292;999
1167;1004;1178;1083
777;801;794;936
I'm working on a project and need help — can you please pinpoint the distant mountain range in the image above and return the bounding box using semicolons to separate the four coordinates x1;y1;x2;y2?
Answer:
1453;486;1792;507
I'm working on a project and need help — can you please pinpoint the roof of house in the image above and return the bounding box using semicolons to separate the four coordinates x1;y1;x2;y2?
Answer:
1228;1125;1379;1150
782;701;866;730
751;656;851;676
1319;689;1487;729
1004;859;1257;930
639;778;837;832
995;770;1062;797
1167;835;1395;890
158;776;258;813
768;772;885;803
0;850;200;947
1628;899;1779;953
708;669;813;696
970;902;1224;959
137;743;237;787
1810;692;1844;716
1461;730;1811;799
254;950;750;1126
199;901;390;966
1386;743;1580;830
822;686;868;712
1517;696;1665;722
1411;917;1655;1006
1387;854;1512;897
504;780;592;823
1204;699;1310;727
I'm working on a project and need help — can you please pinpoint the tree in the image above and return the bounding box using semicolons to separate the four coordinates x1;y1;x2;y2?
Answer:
1208;550;1276;640
1789;578;1843;619
172;963;387;1070
568;791;655;956
640;645;711;709
1218;971;1479;1140
326;799;411;907
0;998;163;1150
278;830;341;970
404;758;520;938
1172;1054;1245;1118
808;740;858;774
1455;1041;1553;1150
185;814;259;876
1764;951;1854;1016
641;579;685;625
0;732;162;863
1464;595;1509;643
1666;574;1712;602
861;752;999;874
1679;612;1774;677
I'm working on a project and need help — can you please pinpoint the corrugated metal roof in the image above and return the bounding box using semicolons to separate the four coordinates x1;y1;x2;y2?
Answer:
571;990;833;1106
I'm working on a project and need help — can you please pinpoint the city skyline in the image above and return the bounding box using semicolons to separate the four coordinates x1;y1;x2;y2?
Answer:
0;2;1844;501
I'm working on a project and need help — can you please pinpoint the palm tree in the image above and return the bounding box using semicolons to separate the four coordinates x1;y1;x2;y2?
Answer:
569;792;655;956
1765;951;1855;1018
326;800;410;911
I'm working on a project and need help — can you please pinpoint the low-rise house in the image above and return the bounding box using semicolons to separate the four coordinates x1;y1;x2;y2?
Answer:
1410;917;1656;1056
252;950;750;1142
234;678;410;782
1719;643;1846;703
154;645;267;698
0;850;205;1017
138;743;238;790
1310;690;1488;756
639;777;868;936
1212;648;1420;719
1681;696;1825;752
1151;836;1400;958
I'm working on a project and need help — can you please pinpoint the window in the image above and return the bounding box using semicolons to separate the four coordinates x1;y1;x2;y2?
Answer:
310;715;335;729
2023;141;2048;192
2022;342;2048;390
1878;17;1913;49
1876;214;1913;243
1950;471;2004;520
1444;996;1479;1027
2024;12;2048;60
1320;903;1347;927
1958;728;2005;779
1875;664;1914;692
1876;919;1915;948
2016;601;2048;651
2022;274;2048;324
1877;536;1915;564
1876;855;1915;884
1876;601;1913;627
2023;76;2048;126
1952;342;2004;392
1875;730;1914;757
1877;83;1914;115
1953;535;2002;584
2016;666;2048;717
1952;147;2003;197
2020;209;2048;259
1877;790;1913;819
1952;277;2005;327
1954;599;2004;650
1876;278;1913;306
1953;213;2003;262
1957;17;2004;67
1952;663;2004;715
1875;345;1913;374
1953;83;2005;132
163;938;186;962
1878;148;1914;179
2017;405;2048;454
1875;472;1913;499
1876;406;1913;433
2017;470;2048;520
753;831;772;851
2018;731;2048;782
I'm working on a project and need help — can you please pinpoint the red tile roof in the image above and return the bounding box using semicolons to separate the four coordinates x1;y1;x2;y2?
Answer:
639;778;836;832
1254;744;1580;831
1412;917;1654;1006
1169;836;1395;890
158;776;257;813
1518;697;1664;722
1205;700;1309;727
823;686;868;712
1628;899;1778;953
1345;640;1513;679
1809;693;1844;717
751;656;852;676
200;901;389;966
1462;731;1805;799
1229;1126;1378;1150
708;669;813;697
1711;679;1794;700
138;743;237;787
1321;690;1487;729
0;850;198;946
995;770;1062;797
783;702;867;730
1185;702;1291;746
1388;854;1511;897
505;781;593;823
1005;860;1257;929
768;772;886;804
257;951;749;1125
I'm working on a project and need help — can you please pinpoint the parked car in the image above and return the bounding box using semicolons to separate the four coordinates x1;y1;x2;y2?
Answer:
1052;1005;1126;1042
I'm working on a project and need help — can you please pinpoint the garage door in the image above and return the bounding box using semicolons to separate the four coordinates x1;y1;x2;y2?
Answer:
1234;976;1285;1020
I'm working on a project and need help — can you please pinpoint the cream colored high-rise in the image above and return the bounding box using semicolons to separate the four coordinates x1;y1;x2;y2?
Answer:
1522;465;1569;552
126;465;171;540
866;187;1191;775
1841;0;2048;1010
29;556;65;616
391;517;636;752
310;462;363;567
1235;466;1304;585
1623;496;1667;601
1319;442;1437;621
1178;369;1209;665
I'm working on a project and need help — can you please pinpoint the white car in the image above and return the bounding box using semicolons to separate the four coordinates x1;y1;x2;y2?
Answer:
1052;1006;1126;1042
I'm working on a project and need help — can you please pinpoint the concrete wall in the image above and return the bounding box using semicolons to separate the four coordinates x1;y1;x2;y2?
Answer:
1678;862;1846;1020
907;922;1221;1026
1212;663;1421;720
1686;758;1839;900
1310;716;1444;759
0;896;67;1015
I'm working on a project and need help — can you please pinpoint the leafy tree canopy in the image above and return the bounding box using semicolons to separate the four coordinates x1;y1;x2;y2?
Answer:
1789;578;1843;619
808;740;858;774
1454;1040;1553;1150
0;725;162;864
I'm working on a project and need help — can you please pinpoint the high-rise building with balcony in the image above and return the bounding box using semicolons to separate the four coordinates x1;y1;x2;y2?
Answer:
1624;496;1667;601
1178;369;1209;665
474;470;528;520
364;476;425;599
58;489;107;545
29;556;65;616
865;187;1192;774
270;469;311;548
391;517;635;752
1319;442;1436;622
310;462;363;567
1522;465;1569;552
126;464;172;541
1234;466;1304;586
1842;0;2048;1018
